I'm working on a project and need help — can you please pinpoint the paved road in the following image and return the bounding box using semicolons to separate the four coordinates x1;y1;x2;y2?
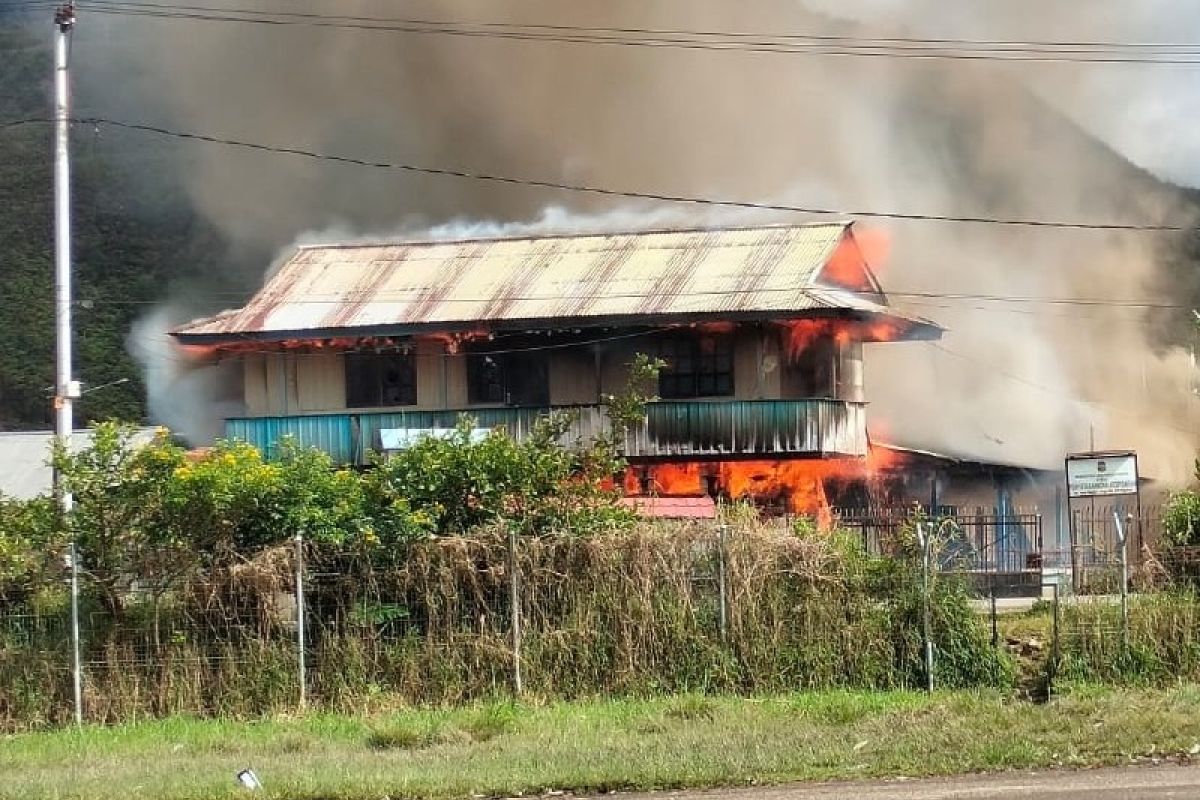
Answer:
620;765;1200;799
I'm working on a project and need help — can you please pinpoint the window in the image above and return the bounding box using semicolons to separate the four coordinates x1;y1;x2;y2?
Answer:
658;334;734;399
782;336;839;399
345;352;417;408
467;353;506;405
466;351;549;406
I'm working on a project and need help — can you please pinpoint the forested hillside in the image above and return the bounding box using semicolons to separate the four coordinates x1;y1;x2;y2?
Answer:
0;14;227;430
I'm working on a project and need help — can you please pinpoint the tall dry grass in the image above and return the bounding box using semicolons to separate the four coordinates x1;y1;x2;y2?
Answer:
0;521;1009;731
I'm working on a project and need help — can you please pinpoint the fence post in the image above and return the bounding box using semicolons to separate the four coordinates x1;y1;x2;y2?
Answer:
1070;508;1080;594
68;540;82;726
717;524;729;643
918;522;934;693
1113;511;1129;656
294;532;307;710
507;525;523;697
1049;582;1060;699
990;581;998;648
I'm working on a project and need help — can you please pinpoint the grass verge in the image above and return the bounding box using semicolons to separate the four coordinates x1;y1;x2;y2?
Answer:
5;687;1200;800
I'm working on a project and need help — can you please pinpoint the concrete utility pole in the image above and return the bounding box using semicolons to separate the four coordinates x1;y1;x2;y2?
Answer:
53;3;77;463
53;2;77;488
52;2;82;726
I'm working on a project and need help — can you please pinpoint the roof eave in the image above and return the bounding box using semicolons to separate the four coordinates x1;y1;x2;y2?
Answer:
170;307;941;347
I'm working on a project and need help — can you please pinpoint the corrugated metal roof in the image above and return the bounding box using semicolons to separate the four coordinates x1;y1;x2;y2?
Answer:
173;222;939;343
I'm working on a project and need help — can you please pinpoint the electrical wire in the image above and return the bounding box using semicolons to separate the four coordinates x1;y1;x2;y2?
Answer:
65;0;1200;51
69;284;1198;310
32;0;1200;66
928;341;1200;436
5;0;1200;55
2;116;1191;232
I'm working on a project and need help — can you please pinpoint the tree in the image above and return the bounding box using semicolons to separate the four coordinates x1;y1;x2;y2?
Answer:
53;422;187;616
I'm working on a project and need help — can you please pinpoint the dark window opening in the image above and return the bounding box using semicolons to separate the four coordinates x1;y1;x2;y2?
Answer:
783;336;836;399
466;350;549;406
467;353;505;405
658;334;734;399
346;352;417;408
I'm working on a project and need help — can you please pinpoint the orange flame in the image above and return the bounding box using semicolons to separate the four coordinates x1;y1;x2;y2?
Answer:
720;460;833;525
860;318;904;343
853;226;892;276
823;226;892;289
627;445;910;526
625;463;704;496
416;330;490;355
187;335;425;357
176;343;223;361
781;319;850;360
779;317;906;360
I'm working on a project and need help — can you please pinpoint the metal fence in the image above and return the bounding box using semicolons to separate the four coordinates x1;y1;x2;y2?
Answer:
0;508;1179;730
0;521;991;729
835;506;1044;594
1067;505;1162;593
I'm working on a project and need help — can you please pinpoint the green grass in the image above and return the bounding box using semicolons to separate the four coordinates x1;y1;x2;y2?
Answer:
997;604;1054;644
6;687;1200;800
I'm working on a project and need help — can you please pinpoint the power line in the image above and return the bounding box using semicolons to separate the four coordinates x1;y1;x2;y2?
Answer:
67;0;1200;51
35;1;1200;66
5;0;1199;54
135;327;1200;437
928;342;1199;435
149;286;1200;310
0;117;51;131
3;116;1190;232
142;326;678;360
74;286;1195;311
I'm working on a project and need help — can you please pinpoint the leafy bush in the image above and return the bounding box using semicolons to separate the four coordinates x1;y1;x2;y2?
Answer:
363;415;632;541
1164;488;1200;547
0;495;56;586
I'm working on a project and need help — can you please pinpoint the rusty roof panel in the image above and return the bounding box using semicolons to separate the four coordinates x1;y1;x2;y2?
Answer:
173;222;939;341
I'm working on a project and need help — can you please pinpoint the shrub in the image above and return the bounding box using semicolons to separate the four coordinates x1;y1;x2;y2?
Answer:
1164;489;1200;548
363;415;632;540
462;701;521;741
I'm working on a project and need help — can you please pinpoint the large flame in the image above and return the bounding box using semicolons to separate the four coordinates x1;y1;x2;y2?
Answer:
628;445;908;526
779;318;906;360
781;319;851;360
853;226;892;276
823;225;892;289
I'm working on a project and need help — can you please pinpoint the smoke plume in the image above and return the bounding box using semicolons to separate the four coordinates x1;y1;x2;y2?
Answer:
67;0;1200;481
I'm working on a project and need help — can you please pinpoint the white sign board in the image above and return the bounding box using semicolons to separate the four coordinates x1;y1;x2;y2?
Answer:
380;428;490;451
1065;453;1138;498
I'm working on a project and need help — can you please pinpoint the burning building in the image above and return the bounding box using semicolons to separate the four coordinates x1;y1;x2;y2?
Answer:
170;222;941;513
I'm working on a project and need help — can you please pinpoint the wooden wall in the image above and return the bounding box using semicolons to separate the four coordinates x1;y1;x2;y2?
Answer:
240;324;867;415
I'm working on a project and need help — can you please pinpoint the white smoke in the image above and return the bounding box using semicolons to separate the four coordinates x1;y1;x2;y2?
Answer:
127;307;241;445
